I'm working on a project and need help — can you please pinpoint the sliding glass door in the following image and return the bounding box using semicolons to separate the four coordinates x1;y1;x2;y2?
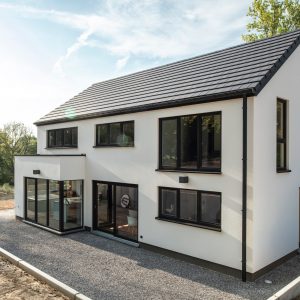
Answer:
93;181;138;242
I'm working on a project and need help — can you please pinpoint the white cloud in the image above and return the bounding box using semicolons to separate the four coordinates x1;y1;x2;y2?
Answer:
0;0;252;73
116;55;130;70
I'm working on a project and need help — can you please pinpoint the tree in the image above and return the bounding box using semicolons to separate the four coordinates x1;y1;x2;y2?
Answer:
0;122;37;185
242;0;300;42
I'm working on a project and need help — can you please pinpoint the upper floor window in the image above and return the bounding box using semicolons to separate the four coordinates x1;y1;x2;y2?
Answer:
95;121;134;147
47;127;78;148
277;98;288;171
159;112;221;172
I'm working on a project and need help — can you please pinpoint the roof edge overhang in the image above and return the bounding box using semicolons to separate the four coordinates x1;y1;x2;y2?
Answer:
253;33;300;96
35;88;255;126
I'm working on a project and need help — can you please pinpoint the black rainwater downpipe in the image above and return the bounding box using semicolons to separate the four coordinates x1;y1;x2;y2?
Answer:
242;95;248;282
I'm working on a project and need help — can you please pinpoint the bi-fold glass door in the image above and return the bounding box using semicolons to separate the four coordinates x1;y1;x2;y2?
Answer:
93;181;138;242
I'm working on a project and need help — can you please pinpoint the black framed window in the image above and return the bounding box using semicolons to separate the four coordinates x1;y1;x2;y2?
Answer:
95;121;134;147
277;98;288;171
158;187;221;229
159;112;221;172
47;127;78;148
24;177;83;232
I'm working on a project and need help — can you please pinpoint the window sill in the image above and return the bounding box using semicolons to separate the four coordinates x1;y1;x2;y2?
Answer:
155;217;221;232
45;147;78;149
277;169;292;173
155;168;222;174
93;145;134;148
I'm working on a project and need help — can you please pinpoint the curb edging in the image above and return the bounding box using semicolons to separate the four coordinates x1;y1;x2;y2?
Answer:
0;247;92;300
267;276;300;300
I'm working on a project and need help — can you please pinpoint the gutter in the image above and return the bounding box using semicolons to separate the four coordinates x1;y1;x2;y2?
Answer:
242;95;248;281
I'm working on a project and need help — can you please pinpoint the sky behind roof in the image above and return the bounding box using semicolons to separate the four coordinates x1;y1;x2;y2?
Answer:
0;0;252;134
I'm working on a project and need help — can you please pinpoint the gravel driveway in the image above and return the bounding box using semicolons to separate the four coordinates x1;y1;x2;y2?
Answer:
0;209;299;300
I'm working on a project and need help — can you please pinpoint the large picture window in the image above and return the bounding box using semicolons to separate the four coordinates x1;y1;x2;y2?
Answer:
47;127;78;148
158;187;221;230
25;177;83;232
159;112;221;172
95;121;134;147
277;98;288;171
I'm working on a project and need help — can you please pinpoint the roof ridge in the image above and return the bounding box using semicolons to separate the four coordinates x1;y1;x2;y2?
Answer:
35;30;300;125
90;30;300;88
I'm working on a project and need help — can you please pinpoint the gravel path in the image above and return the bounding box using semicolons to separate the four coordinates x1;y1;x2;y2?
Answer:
0;209;299;300
0;256;68;299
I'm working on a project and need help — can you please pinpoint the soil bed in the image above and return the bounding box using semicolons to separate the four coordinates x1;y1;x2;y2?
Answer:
0;199;14;210
0;256;68;299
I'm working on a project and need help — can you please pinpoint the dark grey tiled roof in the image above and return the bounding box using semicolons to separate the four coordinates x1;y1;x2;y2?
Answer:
36;30;300;125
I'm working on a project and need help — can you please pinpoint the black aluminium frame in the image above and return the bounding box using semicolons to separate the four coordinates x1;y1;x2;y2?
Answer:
158;186;221;230
94;120;134;147
276;98;288;171
158;111;222;172
92;180;139;242
24;177;84;232
47;127;78;148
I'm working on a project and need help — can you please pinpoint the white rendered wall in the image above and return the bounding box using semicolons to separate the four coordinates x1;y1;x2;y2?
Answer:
33;98;251;272
14;156;85;218
252;46;300;272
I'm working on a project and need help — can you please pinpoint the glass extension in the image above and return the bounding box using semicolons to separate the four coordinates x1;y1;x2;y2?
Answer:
25;177;83;232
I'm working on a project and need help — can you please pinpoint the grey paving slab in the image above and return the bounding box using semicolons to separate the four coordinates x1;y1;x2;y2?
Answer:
0;209;300;300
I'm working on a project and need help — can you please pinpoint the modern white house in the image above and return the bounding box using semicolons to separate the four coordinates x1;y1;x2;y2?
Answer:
15;30;300;281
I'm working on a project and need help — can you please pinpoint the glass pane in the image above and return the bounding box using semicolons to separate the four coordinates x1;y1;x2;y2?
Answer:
180;190;198;222
48;131;55;147
201;114;221;169
55;129;63;147
122;122;134;146
277;101;284;140
64;128;72;146
180;115;197;169
97;124;109;145
277;142;285;169
63;180;83;230
161;188;177;217
161;119;177;168
201;193;221;225
37;179;47;226
49;180;60;230
71;128;78;146
110;123;121;145
115;185;138;241
97;183;113;233
26;178;36;221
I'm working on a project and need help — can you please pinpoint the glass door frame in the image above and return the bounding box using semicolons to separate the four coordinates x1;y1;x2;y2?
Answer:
24;177;84;233
92;180;138;242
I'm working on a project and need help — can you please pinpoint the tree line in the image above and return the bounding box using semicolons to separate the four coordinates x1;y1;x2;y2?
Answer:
0;122;37;185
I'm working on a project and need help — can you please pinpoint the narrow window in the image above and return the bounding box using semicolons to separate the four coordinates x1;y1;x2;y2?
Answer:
110;122;121;145
95;121;134;147
160;188;177;218
179;189;198;222
277;99;287;171
200;192;221;225
201;114;221;169
161;118;177;168
180;115;197;169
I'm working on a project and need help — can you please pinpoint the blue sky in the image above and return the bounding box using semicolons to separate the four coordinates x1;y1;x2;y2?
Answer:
0;0;252;133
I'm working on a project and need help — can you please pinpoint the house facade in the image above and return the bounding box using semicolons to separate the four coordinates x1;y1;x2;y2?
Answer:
15;30;300;281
